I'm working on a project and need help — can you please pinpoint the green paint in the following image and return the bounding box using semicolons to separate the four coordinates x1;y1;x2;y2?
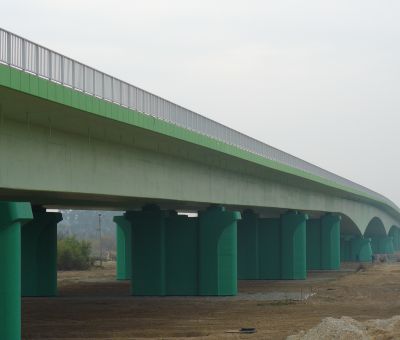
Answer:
389;227;400;251
21;207;62;296
258;218;281;279
114;216;132;280
340;236;353;262
1;63;399;223
124;205;239;296
0;70;399;236
237;210;259;279
306;219;321;270
165;212;198;295
320;214;341;270
307;214;340;270
0;201;32;340
370;237;379;254
198;206;240;296
126;205;167;296
370;236;394;254
351;238;373;262
380;237;394;254
281;211;307;280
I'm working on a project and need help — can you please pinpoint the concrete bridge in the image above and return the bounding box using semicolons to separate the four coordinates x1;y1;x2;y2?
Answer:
0;28;399;339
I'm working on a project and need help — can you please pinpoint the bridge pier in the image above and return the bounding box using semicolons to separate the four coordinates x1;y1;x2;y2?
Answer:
198;205;240;295
125;205;167;296
370;236;394;255
307;214;341;270
165;211;198;295
281;211;308;279
121;204;240;296
306;219;321;269
353;238;373;261
21;207;62;297
237;210;259;279
389;228;400;251
237;210;307;280
340;235;353;261
258;217;281;279
114;216;132;280
0;201;32;340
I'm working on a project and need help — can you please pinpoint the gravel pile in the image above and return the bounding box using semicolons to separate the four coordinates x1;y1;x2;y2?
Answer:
287;315;400;340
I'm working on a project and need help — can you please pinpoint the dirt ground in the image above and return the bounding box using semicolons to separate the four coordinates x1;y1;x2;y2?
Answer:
22;261;400;339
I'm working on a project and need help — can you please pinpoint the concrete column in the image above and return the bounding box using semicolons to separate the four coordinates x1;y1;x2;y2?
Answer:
281;211;307;280
370;236;394;255
21;207;62;297
258;218;281;279
198;205;241;296
0;201;32;340
370;237;380;254
307;214;340;270
378;237;394;254
340;235;353;262
165;211;198;295
113;215;132;280
351;237;372;262
306;219;321;270
125;205;167;296
320;214;341;270
389;228;400;251
237;210;259;279
124;205;240;296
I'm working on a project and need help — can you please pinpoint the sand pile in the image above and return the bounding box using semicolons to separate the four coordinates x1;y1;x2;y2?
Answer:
287;315;400;340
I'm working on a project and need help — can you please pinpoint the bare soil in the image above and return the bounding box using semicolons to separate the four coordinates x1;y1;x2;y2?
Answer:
22;262;400;339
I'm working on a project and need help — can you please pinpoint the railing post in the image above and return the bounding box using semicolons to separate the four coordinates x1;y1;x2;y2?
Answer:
102;73;105;99
82;65;86;93
128;85;131;108
6;32;11;65
21;39;26;71
71;61;75;90
48;51;52;80
92;70;95;95
120;81;122;106
61;56;64;85
111;77;114;102
35;45;39;75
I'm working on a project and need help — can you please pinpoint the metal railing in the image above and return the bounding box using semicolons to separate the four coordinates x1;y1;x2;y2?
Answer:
0;28;395;209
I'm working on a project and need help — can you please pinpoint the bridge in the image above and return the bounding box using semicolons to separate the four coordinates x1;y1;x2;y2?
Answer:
0;27;399;339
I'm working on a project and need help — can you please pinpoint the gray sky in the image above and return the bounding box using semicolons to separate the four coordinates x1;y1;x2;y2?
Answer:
2;0;400;205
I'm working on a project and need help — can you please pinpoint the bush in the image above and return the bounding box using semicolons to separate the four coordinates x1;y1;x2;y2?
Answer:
58;235;92;270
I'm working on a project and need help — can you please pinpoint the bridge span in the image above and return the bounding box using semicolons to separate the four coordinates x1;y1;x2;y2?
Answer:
0;28;399;339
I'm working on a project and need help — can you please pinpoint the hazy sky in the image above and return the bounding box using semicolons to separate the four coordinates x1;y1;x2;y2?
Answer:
2;1;400;205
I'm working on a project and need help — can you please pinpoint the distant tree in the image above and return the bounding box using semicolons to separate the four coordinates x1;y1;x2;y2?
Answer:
58;235;92;270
